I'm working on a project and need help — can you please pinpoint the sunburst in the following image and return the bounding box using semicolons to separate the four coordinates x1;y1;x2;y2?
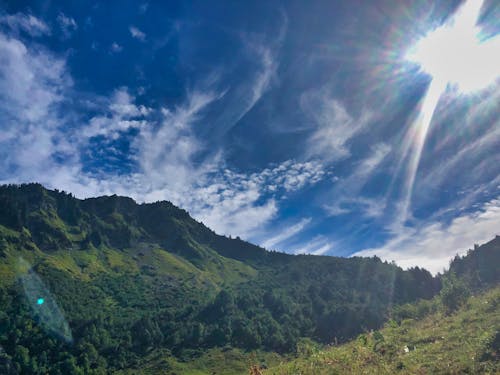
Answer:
399;0;499;222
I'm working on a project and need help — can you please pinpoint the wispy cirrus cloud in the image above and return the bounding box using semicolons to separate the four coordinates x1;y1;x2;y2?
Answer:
348;85;500;272
260;217;312;249
301;88;372;162
323;143;391;218
292;235;335;255
208;17;286;139
57;13;77;39
0;13;50;37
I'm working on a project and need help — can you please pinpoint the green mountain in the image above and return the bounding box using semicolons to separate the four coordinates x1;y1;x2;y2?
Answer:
0;183;496;374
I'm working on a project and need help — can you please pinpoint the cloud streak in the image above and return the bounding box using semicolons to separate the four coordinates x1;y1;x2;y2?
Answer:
301;89;372;162
353;196;500;274
292;235;335;255
0;13;50;36
57;13;77;39
323;143;391;218
261;218;312;249
208;19;286;139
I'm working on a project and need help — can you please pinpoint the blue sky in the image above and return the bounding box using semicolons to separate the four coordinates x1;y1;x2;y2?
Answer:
0;0;499;273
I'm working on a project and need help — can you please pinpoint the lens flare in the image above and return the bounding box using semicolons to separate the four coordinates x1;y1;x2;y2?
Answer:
17;258;73;343
399;0;499;222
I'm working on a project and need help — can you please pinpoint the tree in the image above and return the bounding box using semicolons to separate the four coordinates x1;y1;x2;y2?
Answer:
440;272;470;314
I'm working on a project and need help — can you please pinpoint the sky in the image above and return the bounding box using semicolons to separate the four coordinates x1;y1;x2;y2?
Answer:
0;0;499;274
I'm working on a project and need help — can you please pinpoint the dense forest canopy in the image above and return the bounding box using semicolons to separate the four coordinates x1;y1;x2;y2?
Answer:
0;184;498;374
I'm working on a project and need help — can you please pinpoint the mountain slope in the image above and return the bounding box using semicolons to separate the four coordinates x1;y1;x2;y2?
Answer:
264;285;500;374
0;183;470;374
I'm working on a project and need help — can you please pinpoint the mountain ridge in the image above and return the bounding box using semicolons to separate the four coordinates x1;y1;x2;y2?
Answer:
0;183;497;374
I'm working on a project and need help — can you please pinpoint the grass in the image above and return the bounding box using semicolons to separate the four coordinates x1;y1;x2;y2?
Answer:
264;286;500;375
111;286;499;374
116;347;284;375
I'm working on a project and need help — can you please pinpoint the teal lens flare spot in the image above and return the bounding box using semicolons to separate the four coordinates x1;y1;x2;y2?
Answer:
37;298;44;305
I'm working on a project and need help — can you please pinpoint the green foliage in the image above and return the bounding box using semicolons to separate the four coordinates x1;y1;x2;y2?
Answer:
296;338;321;357
448;237;500;289
440;272;471;314
265;286;500;374
392;297;440;323
0;183;495;373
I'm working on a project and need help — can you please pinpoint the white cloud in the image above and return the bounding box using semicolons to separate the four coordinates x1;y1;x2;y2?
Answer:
136;90;220;193
261;218;312;249
254;160;327;194
81;88;150;140
0;68;284;238
0;13;50;36
110;42;122;53
325;197;386;219
138;158;326;239
57;13;77;38
301;89;372;161
124;88;326;238
0;34;67;120
0;31;72;179
324;205;350;216
194;195;278;238
352;197;500;275
129;26;146;41
241;15;286;115
184;161;326;237
109;88;150;117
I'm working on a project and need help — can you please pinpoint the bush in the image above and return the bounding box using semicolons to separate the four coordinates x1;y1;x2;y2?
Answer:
440;273;470;314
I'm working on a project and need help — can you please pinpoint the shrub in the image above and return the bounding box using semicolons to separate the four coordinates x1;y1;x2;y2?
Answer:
440;273;470;314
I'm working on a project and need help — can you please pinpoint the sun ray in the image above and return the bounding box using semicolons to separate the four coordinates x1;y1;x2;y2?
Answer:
397;0;499;223
400;78;446;222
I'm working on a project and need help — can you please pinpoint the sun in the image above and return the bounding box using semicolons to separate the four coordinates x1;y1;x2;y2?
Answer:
406;0;500;93
396;0;500;224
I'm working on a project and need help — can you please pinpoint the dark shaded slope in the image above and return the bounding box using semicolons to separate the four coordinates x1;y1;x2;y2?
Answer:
448;236;500;289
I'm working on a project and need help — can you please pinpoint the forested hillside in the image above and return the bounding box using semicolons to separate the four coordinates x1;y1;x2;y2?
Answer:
264;238;500;374
264;285;500;374
0;184;496;374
